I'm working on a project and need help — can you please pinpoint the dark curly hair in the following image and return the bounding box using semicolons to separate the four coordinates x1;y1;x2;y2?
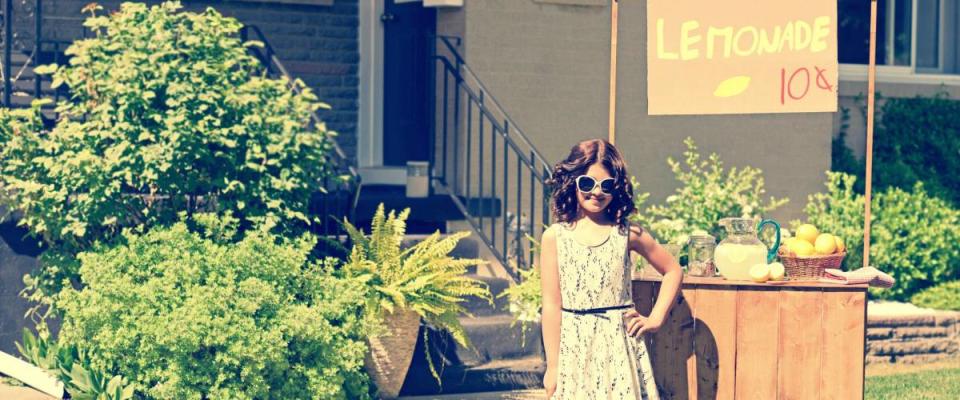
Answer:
548;139;635;228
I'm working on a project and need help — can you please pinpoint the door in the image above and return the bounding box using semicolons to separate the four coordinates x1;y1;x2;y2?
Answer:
382;0;436;166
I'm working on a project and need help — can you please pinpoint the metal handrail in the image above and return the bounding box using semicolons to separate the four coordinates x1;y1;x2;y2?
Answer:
431;35;552;282
437;36;552;173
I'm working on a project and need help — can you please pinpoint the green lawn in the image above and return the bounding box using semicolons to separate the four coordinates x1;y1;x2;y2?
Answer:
866;360;960;400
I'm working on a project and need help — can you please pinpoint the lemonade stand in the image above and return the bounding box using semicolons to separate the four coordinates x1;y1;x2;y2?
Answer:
633;217;867;399
630;0;882;397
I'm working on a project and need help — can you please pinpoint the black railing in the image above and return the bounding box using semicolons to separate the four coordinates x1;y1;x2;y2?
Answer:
241;25;361;251
430;36;552;282
1;0;80;112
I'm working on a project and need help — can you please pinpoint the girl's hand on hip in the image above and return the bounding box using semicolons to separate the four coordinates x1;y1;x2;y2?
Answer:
624;309;664;337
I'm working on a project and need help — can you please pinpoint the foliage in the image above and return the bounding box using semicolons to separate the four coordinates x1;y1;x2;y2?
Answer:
339;204;491;384
911;280;960;311
0;1;339;300
833;92;960;206
54;219;372;399
632;137;789;245
873;92;960;206
18;328;135;400
498;236;543;343
801;172;960;300
831;106;864;193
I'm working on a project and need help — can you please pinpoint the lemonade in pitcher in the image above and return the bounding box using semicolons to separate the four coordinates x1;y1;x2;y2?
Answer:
714;243;767;280
714;217;781;281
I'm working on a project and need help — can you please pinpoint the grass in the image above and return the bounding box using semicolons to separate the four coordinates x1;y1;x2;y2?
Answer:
865;359;960;400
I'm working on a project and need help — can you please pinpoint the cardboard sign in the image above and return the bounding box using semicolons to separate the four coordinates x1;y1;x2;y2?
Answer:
646;0;838;115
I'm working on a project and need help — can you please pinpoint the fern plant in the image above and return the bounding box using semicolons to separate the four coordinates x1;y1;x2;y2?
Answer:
340;204;491;383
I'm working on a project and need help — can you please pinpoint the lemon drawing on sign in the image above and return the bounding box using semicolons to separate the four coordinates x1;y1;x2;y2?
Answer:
713;76;751;97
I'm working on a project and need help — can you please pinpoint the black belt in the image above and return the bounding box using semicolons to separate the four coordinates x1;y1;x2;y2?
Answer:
561;304;633;315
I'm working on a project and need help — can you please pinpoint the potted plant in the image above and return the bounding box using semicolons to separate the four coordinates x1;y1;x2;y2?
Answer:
340;204;491;399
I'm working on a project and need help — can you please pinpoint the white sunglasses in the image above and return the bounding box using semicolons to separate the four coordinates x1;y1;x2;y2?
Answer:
576;175;616;194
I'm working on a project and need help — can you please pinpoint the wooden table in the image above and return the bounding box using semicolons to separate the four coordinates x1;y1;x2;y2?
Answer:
633;276;868;400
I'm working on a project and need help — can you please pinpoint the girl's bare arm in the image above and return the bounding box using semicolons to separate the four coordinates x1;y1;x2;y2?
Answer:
540;226;562;375
629;225;682;330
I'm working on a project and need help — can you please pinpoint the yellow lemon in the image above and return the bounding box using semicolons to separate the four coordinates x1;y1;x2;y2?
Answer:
780;238;795;253
814;233;837;255
796;224;819;244
834;236;846;253
769;262;786;281
749;263;771;283
791;240;815;257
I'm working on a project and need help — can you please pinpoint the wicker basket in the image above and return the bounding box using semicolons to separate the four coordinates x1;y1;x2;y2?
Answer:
777;250;846;281
364;308;422;400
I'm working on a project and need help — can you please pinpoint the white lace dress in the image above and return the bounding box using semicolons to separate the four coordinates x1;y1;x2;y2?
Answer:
551;223;660;400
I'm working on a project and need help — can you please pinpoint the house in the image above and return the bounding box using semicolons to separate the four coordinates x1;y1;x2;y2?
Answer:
2;0;959;395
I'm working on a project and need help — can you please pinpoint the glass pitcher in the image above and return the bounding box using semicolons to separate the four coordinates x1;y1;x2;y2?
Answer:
714;217;781;281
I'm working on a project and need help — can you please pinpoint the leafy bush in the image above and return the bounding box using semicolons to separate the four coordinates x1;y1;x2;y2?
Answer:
498;236;542;343
802;172;960;300
911;280;960;311
54;219;372;399
833;92;960;205
632;137;789;245
874;93;960;205
339;205;490;382
0;1;339;299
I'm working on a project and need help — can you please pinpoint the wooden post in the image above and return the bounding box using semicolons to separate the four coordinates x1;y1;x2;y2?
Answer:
864;0;877;269
608;0;619;144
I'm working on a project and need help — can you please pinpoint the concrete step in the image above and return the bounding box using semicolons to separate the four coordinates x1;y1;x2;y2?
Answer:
457;314;542;365
401;355;545;396
460;274;513;317
401;234;480;260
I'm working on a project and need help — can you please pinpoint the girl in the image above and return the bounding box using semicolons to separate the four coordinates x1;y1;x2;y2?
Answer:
540;139;682;399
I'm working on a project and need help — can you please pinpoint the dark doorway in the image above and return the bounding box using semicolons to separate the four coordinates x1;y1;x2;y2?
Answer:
382;0;436;166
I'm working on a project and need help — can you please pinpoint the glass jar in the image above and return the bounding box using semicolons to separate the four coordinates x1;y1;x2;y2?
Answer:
687;233;717;277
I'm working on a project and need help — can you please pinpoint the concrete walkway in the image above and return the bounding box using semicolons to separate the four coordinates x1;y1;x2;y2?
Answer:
400;389;543;400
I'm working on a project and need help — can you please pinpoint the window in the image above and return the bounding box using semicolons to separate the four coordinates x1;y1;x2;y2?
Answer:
839;0;959;74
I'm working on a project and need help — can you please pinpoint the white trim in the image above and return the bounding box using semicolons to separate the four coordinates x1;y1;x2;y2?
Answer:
0;351;65;398
358;167;407;185
910;0;918;71
358;0;384;168
839;63;960;85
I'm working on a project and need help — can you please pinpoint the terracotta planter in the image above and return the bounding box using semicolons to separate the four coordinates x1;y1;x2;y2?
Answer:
364;308;422;399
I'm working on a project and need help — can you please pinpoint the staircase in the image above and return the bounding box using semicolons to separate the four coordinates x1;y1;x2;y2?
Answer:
398;235;545;396
395;36;553;395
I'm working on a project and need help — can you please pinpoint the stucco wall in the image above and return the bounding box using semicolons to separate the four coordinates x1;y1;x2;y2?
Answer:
451;0;834;224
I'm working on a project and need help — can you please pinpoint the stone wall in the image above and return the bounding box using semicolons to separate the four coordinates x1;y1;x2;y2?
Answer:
866;310;960;364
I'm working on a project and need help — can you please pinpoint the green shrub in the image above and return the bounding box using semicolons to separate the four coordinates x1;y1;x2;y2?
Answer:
834;92;960;205
802;172;960;300
632;137;789;245
911;281;960;311
0;1;339;299
874;93;960;205
55;219;372;399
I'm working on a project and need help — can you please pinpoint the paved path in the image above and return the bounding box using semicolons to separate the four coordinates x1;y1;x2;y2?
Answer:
400;389;544;399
